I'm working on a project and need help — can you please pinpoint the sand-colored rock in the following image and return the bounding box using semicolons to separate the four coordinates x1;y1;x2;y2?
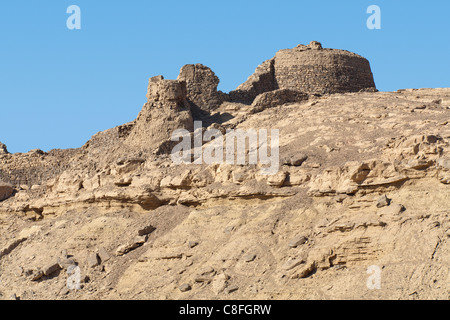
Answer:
0;43;449;300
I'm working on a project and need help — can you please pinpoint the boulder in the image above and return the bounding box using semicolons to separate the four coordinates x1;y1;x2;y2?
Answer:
0;142;8;154
0;181;14;201
288;235;308;248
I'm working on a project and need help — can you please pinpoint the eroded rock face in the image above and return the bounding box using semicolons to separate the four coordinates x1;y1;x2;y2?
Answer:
250;89;308;114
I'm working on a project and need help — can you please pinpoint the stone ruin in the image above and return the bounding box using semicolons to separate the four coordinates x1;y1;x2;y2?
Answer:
0;41;377;187
177;64;228;113
229;41;376;103
0;148;78;187
123;75;194;152
87;41;377;164
143;41;376;111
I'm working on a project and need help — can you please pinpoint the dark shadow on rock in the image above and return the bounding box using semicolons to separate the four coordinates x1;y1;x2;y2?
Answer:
188;100;235;127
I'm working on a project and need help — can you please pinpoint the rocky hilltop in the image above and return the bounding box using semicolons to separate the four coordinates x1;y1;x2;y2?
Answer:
0;42;449;300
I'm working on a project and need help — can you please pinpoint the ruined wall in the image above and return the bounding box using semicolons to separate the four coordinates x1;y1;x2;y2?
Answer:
146;75;189;109
177;64;227;112
145;41;376;109
228;58;276;104
0;148;78;187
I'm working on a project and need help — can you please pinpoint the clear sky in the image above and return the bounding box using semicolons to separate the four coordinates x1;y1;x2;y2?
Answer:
1;0;449;153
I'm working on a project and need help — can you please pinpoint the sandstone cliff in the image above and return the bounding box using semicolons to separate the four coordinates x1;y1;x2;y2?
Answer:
0;43;448;300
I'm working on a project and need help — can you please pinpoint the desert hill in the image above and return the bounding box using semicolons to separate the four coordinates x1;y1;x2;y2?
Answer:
0;42;448;300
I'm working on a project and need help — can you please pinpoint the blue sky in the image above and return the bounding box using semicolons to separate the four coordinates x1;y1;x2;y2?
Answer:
1;0;449;153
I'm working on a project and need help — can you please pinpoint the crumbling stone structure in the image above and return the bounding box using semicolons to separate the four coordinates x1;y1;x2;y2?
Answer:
124;75;194;151
230;41;376;103
142;41;376;109
146;75;190;110
274;42;376;94
228;59;276;104
177;64;227;112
